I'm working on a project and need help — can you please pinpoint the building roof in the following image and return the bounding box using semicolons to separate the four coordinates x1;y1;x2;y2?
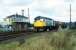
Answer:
6;14;28;19
35;16;53;20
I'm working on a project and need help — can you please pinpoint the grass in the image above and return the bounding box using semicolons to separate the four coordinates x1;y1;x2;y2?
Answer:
0;29;76;50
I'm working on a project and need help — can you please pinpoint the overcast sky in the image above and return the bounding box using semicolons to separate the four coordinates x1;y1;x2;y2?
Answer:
0;0;76;23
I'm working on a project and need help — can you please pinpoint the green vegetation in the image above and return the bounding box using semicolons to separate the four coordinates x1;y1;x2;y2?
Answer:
0;29;76;50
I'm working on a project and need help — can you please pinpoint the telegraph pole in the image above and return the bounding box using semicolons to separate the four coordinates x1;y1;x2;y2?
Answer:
65;0;73;29
28;8;30;23
69;3;72;29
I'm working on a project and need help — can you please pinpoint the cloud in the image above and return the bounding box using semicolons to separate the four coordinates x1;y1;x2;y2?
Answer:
0;0;76;23
29;0;65;22
0;0;32;18
0;0;66;23
1;0;32;6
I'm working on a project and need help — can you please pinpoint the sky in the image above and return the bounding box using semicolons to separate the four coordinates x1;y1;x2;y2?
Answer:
0;0;76;23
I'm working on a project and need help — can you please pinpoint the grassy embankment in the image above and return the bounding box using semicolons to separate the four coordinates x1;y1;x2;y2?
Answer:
0;29;76;50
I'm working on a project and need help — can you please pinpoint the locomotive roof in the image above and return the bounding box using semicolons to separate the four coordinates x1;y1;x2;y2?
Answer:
35;16;53;20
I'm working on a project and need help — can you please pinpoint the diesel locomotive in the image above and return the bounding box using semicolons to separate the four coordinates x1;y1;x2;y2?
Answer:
33;16;59;32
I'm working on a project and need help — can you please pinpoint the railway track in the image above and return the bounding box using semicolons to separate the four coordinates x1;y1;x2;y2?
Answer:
0;30;57;41
0;32;31;41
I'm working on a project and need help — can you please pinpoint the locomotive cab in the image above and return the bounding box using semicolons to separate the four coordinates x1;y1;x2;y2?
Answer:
33;20;46;32
33;16;58;32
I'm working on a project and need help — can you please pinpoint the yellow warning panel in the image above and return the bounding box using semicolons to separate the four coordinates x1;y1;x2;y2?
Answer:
34;20;46;27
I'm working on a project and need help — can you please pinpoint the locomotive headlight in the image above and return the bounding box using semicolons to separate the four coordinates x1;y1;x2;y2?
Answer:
40;19;44;21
